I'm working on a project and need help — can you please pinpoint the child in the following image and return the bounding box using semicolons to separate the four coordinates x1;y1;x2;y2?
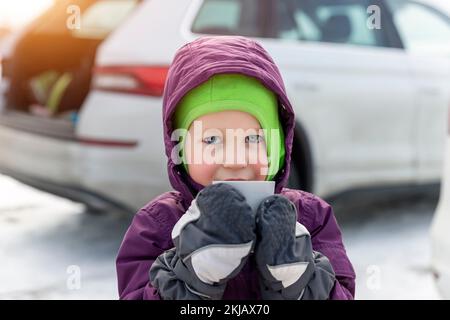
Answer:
116;36;355;300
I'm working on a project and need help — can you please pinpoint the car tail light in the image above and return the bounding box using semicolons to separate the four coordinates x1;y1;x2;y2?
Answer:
92;65;169;96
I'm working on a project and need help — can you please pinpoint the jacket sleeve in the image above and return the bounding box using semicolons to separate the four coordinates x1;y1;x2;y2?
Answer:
292;191;356;300
116;202;175;300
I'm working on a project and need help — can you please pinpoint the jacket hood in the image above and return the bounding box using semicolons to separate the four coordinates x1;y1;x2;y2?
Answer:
162;36;295;205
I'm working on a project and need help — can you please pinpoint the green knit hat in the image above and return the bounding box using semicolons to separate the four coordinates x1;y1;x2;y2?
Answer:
173;73;285;181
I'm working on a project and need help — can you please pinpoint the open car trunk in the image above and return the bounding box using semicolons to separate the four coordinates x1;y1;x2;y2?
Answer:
0;0;139;138
5;32;99;116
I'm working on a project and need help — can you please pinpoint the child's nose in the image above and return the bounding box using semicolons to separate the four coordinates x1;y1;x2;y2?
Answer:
223;149;248;169
222;161;247;169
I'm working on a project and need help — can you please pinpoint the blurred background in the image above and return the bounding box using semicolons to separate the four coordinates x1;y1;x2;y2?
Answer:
0;0;449;299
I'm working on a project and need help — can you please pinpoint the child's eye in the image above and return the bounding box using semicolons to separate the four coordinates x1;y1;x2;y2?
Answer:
203;136;222;145
245;135;263;143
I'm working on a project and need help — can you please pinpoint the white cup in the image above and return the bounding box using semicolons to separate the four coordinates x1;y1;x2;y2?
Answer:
212;180;275;212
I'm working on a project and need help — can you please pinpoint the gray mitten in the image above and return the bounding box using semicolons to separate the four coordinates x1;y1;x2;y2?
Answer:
255;195;336;300
150;183;256;300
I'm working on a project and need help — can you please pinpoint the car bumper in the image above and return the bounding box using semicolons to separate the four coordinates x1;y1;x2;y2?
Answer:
0;91;171;210
431;136;450;299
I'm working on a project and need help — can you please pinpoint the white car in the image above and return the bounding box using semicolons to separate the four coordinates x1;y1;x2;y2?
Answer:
430;107;450;299
0;0;449;211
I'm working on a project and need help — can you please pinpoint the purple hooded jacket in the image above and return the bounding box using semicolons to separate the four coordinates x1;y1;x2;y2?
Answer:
116;36;356;300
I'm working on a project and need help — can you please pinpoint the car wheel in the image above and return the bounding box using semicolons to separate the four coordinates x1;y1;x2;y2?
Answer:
287;158;302;189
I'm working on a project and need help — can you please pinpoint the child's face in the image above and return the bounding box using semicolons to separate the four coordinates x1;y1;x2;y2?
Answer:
184;110;268;186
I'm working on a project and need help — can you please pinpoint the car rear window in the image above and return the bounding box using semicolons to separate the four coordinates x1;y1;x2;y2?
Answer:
191;0;264;37
273;0;390;47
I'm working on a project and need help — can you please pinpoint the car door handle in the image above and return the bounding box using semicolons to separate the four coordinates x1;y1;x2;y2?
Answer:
292;81;319;92
418;86;440;96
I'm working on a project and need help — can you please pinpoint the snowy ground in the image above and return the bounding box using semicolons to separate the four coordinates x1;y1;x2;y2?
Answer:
0;174;129;299
340;199;441;299
0;173;442;299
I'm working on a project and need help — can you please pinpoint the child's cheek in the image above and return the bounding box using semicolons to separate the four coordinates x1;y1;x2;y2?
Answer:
188;163;218;186
252;163;268;181
254;143;269;179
